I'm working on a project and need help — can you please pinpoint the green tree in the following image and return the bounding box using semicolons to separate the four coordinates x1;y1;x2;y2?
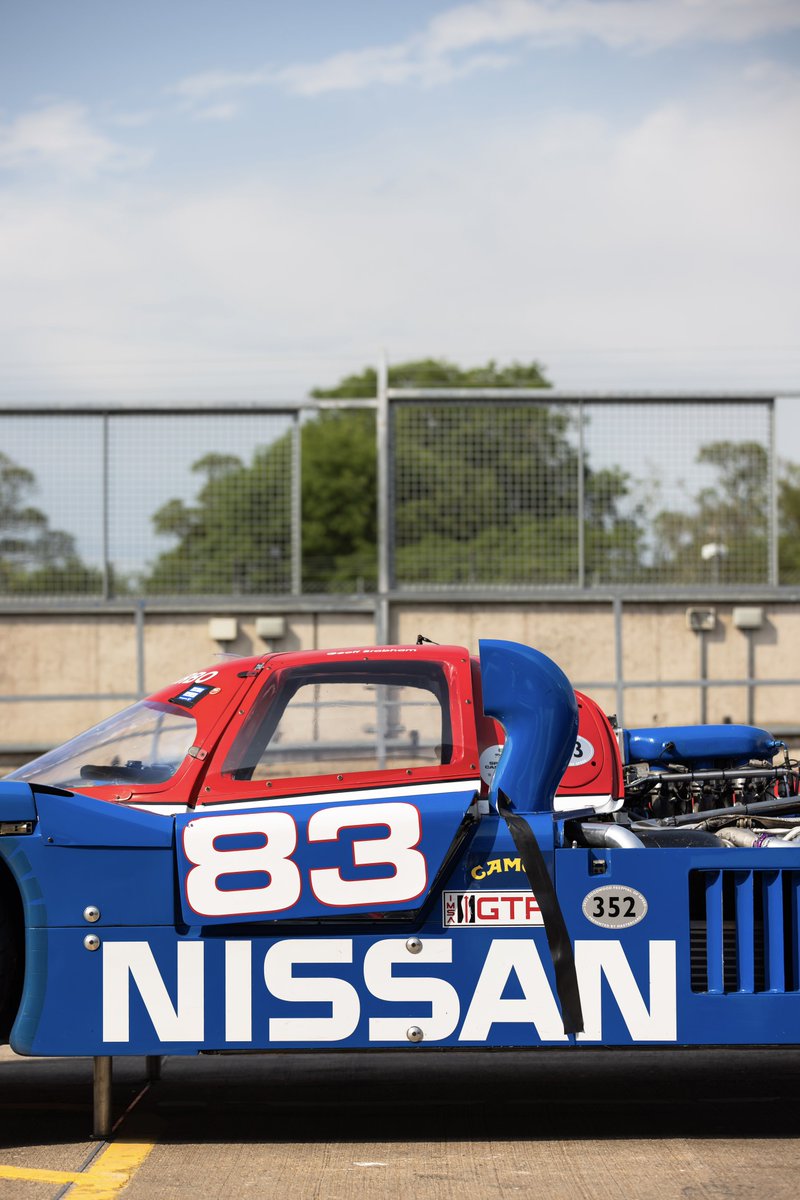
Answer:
310;357;551;398
391;405;642;585
147;448;295;594
0;451;101;595
299;410;376;590
146;358;645;594
146;418;377;594
313;358;642;586
649;441;771;583
779;461;800;583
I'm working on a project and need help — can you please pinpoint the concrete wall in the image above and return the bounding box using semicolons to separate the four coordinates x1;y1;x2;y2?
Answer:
393;601;796;731
0;600;797;757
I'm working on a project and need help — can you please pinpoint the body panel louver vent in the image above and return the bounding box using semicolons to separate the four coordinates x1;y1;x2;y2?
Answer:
690;869;800;994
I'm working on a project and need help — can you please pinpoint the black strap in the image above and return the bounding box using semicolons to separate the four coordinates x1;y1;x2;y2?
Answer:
497;790;584;1035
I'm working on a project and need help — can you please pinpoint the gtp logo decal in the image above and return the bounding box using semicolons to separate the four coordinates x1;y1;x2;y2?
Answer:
443;891;543;927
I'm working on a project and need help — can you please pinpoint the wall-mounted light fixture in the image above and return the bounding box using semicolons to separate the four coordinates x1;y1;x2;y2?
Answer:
255;616;286;642
732;607;764;632
685;608;716;633
208;617;238;644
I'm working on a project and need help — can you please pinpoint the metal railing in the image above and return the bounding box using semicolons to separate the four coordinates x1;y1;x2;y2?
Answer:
1;390;797;755
0;390;782;602
382;389;777;593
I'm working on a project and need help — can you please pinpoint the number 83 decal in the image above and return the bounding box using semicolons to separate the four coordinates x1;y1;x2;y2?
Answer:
181;801;427;918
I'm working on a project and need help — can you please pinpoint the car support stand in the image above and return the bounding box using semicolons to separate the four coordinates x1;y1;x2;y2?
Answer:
93;1055;113;1140
92;1055;164;1139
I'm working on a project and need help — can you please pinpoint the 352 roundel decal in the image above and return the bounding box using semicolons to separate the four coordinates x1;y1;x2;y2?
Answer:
582;885;647;929
182;801;427;918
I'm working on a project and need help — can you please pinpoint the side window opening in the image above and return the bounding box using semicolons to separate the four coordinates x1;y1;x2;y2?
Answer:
222;662;454;782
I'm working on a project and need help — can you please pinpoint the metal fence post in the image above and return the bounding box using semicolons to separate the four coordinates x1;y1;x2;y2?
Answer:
291;411;302;595
101;412;111;600
135;600;146;698
769;399;779;586
376;352;390;645
613;594;624;726
577;398;586;588
699;629;709;724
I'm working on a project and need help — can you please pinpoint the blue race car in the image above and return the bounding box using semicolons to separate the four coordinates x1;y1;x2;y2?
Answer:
1;639;798;1062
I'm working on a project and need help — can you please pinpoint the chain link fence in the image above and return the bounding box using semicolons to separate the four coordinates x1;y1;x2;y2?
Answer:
0;405;299;599
388;395;776;589
0;394;778;600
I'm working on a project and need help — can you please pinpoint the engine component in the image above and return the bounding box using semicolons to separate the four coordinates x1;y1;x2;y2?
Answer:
621;721;797;821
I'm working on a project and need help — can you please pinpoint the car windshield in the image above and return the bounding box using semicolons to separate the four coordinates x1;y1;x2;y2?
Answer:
6;700;197;789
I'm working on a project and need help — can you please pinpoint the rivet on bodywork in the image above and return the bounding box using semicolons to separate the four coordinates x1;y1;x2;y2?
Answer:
406;1026;423;1042
83;934;101;951
405;937;422;954
83;906;100;923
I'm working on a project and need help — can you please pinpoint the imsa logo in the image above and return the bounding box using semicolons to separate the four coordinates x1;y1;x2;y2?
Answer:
443;891;544;927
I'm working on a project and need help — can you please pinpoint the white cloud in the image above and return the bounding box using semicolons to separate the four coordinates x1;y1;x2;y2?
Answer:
276;46;513;95
0;102;149;175
1;58;798;405
169;0;800;105
192;101;241;121
423;0;800;57
111;110;158;129
169;67;271;103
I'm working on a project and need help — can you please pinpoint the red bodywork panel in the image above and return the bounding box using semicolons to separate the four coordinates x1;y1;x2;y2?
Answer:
201;644;480;805
555;691;623;807
64;645;623;810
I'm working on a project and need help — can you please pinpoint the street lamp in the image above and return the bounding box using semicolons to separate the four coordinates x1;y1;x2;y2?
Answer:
701;541;728;584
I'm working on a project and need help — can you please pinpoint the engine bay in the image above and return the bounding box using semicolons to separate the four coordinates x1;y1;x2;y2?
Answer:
583;719;800;849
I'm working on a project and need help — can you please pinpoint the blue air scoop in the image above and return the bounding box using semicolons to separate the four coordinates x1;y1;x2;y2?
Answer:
479;640;578;813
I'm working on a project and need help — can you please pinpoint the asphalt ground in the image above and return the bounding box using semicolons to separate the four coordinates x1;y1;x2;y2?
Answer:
2;1044;800;1199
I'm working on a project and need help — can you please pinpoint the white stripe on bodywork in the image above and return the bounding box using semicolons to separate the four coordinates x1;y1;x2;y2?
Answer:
128;778;480;816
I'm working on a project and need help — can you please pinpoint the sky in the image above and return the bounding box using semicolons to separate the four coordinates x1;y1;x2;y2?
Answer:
1;0;799;445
